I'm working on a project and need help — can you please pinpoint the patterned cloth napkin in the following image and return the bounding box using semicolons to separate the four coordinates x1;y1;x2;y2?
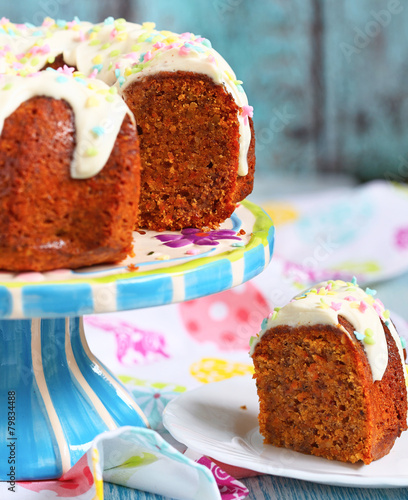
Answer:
6;180;408;499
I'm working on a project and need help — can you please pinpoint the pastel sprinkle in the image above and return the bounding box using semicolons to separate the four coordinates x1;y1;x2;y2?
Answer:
185;248;200;255
142;22;156;30
358;301;368;313
86;96;100;107
351;276;358;285
56;75;68;83
2;83;12;90
241;105;254;126
201;38;212;48
261;318;268;330
92;54;103;65
91;126;105;137
318;298;329;309
373;303;383;315
354;330;365;341
365;328;374;337
364;336;376;345
179;45;190;56
85;147;98;157
344;295;356;301
365;287;377;296
400;337;406;349
330;302;342;311
385;320;391;327
383;309;390;319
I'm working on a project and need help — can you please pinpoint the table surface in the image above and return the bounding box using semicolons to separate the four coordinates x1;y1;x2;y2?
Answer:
105;474;408;499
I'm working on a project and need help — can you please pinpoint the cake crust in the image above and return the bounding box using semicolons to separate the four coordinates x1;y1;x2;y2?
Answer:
0;96;140;272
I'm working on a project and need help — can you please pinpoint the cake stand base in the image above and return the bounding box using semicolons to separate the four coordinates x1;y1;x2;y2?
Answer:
0;317;148;481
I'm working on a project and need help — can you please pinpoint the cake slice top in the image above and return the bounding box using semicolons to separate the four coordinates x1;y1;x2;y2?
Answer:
250;279;407;383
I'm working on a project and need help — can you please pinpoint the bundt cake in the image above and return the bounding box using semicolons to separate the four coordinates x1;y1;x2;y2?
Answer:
0;17;254;256
251;279;408;464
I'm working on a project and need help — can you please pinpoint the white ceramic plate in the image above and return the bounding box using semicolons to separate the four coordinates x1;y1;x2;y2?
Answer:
163;374;408;488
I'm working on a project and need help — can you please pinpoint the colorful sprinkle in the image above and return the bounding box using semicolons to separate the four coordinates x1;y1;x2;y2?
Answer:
185;248;200;255
85;96;100;107
318;298;329;309
91;126;105;137
330;302;341;311
365;287;377;296
241;105;254;126
249;336;258;347
354;330;365;341
358;301;368;313
84;147;98;157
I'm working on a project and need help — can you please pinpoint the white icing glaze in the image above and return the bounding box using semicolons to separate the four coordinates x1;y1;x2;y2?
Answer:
250;280;407;383
0;71;131;178
0;17;252;177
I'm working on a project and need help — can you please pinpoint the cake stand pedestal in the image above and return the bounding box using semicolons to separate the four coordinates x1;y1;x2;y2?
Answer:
0;200;274;480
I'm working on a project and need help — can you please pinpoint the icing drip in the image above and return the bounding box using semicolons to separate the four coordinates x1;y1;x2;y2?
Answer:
250;279;407;383
0;70;132;179
0;17;252;177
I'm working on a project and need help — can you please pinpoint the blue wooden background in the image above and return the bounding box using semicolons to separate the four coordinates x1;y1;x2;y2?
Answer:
2;0;408;182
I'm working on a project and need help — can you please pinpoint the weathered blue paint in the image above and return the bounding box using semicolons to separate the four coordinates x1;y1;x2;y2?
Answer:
2;0;408;180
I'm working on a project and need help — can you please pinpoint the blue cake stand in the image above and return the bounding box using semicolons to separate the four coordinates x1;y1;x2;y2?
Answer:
0;200;274;480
